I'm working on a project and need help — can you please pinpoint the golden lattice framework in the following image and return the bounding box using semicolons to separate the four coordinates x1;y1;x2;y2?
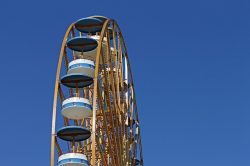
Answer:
50;16;143;166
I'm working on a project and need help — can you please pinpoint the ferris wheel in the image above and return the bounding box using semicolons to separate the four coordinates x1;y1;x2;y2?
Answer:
50;15;143;166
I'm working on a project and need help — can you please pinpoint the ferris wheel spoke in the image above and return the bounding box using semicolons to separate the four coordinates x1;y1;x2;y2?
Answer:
95;134;108;166
55;136;63;156
97;81;116;165
105;30;124;165
58;84;65;102
101;58;120;165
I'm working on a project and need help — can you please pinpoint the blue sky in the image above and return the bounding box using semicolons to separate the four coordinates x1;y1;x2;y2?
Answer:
0;0;249;165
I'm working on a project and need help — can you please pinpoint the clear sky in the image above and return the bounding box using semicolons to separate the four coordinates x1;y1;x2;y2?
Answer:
0;0;249;166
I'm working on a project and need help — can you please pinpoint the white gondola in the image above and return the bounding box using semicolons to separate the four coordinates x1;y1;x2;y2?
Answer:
68;59;95;78
58;153;89;166
62;97;92;120
76;35;115;61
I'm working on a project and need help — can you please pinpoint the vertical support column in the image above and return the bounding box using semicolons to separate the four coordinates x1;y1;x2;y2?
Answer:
124;57;128;105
